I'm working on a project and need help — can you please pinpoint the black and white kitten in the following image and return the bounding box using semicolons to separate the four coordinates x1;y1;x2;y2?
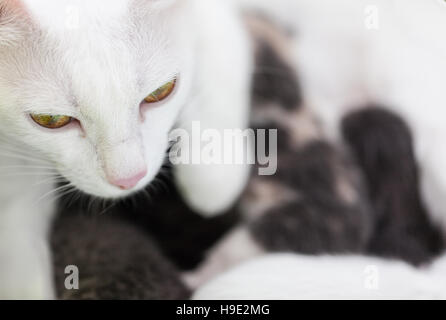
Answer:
185;12;444;290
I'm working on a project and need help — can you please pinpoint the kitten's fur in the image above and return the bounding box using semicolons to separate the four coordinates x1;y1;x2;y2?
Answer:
343;108;444;265
0;0;252;298
51;210;189;300
185;7;444;289
237;0;446;233
184;14;373;288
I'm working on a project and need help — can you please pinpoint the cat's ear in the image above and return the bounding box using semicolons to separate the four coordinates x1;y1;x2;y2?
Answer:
0;0;30;46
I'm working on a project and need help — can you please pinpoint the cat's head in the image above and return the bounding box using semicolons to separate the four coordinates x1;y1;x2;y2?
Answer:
0;0;195;198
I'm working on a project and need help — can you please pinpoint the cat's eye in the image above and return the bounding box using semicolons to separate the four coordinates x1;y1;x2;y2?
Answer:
30;114;73;129
144;79;176;104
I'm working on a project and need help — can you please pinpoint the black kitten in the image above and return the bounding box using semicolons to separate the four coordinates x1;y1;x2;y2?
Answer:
51;209;190;300
342;107;444;265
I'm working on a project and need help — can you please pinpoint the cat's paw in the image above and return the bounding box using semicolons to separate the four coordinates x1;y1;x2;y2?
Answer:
174;162;250;216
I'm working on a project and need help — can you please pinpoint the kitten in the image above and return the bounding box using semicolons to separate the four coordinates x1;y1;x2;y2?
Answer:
185;11;443;289
51;209;189;300
237;0;446;233
0;0;252;299
184;14;372;288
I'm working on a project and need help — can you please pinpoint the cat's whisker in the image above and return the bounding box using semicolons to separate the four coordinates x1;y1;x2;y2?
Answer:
0;150;53;164
142;178;164;204
0;165;57;171
0;141;49;159
86;197;94;215
97;199;118;216
0;144;42;155
86;196;111;216
60;188;84;209
47;186;78;205
69;190;83;208
46;189;78;208
143;188;154;203
36;183;75;204
0;165;56;170
86;195;109;215
0;171;57;177
0;151;52;165
33;175;67;186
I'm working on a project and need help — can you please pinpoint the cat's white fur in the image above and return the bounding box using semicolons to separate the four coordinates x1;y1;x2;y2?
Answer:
0;0;252;298
193;253;446;300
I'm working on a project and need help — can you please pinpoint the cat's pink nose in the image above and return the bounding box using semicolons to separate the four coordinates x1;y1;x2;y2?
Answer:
108;170;147;190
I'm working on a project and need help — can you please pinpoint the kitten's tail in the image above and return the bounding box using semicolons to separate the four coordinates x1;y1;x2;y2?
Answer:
342;107;444;265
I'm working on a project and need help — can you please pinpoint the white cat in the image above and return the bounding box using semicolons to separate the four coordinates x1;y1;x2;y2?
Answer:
0;0;252;299
193;253;446;300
